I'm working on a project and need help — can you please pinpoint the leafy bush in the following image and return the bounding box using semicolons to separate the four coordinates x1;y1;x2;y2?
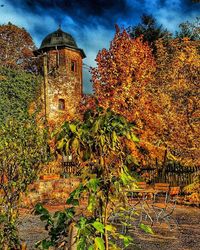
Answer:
0;67;41;124
0;116;47;249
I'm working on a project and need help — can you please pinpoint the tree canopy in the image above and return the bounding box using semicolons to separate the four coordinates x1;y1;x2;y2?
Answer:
0;23;36;71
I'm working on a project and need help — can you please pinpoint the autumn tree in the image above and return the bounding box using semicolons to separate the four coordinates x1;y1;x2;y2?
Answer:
92;27;166;167
78;94;97;115
155;38;200;166
0;23;36;71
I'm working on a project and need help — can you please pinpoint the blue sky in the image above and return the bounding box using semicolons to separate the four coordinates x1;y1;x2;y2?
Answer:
0;0;199;93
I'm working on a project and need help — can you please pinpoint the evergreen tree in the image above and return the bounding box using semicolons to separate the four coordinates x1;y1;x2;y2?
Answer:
128;14;172;53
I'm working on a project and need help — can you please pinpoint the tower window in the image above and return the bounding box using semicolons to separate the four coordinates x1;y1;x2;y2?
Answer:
71;60;77;72
59;52;66;66
58;99;65;110
55;51;66;67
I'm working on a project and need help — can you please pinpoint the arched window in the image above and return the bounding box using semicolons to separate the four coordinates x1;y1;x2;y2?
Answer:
71;60;77;72
58;99;65;110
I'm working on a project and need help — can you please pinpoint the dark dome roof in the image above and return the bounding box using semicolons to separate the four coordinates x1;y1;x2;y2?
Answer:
40;28;78;49
35;28;86;58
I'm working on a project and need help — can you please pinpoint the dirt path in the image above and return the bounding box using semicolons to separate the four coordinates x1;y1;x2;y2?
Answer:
18;205;200;250
128;205;200;250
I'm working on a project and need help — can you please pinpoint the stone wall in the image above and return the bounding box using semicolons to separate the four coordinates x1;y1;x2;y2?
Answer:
22;177;81;207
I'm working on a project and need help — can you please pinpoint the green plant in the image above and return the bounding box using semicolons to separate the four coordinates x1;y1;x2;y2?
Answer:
0;116;47;249
35;107;145;249
0;67;41;124
34;204;75;249
183;172;200;206
183;173;200;194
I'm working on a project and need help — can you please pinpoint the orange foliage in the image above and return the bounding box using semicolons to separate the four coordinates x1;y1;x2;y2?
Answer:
155;38;200;166
0;23;36;70
78;94;97;115
92;27;200;167
92;27;165;166
92;28;156;118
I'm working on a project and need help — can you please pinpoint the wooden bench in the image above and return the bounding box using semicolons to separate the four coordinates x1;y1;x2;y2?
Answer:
154;183;170;203
154;183;170;191
136;182;147;189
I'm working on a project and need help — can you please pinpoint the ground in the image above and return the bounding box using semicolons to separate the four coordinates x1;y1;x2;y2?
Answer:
18;205;200;250
127;205;200;250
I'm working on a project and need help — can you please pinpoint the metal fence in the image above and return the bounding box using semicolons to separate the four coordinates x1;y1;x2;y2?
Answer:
140;163;199;187
62;161;199;188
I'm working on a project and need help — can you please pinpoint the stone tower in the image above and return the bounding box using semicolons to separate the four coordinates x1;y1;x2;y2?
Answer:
34;27;86;125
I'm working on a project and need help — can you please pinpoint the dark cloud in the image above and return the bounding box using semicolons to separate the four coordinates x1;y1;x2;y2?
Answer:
7;0;131;27
5;0;200;25
29;0;126;15
6;0;200;34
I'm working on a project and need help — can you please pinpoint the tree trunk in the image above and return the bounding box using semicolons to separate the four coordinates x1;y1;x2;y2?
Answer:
3;245;8;250
104;200;109;250
21;242;27;250
162;149;168;181
68;222;78;250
